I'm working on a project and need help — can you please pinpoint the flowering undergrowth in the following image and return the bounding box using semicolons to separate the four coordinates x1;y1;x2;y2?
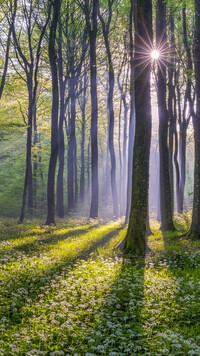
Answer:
0;216;199;355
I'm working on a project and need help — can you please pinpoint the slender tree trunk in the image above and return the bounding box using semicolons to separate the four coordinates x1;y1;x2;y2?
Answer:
68;77;76;211
117;58;129;215
179;122;187;211
74;137;78;208
33;102;38;207
27;84;33;210
168;10;181;214
156;0;175;231
125;0;152;254
189;0;200;238
56;87;65;218
80;71;87;205
0;0;17;100
19;78;33;222
178;5;194;214
99;5;119;218
56;18;65;218
46;0;60;225
168;40;174;215
122;90;128;212
88;0;99;218
87;136;91;203
118;95;122;215
125;0;135;224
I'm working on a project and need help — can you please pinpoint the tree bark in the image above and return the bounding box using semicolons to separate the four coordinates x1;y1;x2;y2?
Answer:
156;0;175;231
125;0;135;224
125;0;152;254
46;0;61;225
67;77;76;211
85;0;99;218
80;70;87;204
189;0;200;238
99;1;119;218
56;17;65;218
0;0;17;100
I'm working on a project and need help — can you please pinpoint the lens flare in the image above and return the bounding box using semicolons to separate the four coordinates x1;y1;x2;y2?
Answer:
151;50;160;60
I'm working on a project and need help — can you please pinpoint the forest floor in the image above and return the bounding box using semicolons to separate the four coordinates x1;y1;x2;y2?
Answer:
0;216;200;355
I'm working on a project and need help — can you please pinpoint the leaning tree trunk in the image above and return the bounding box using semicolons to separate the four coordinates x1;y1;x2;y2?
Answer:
156;0;175;231
125;0;152;254
46;0;60;225
189;0;200;238
0;0;17;100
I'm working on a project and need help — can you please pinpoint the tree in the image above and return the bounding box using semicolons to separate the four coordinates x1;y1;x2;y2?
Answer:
79;68;88;205
117;40;129;215
189;0;200;238
156;0;175;231
78;0;99;218
56;1;88;216
125;0;135;224
10;0;51;222
99;0;119;218
125;0;152;254
46;0;61;225
179;3;194;213
0;0;17;100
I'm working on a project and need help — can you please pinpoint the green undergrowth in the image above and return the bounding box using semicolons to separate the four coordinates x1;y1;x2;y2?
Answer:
0;216;199;355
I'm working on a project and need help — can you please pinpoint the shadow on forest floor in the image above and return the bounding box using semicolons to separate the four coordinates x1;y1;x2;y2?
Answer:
0;222;125;328
0;224;100;256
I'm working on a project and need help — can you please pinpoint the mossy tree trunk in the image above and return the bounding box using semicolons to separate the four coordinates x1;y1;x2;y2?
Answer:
125;0;152;254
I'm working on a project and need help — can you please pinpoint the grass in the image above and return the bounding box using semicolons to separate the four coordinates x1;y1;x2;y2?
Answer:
0;216;199;355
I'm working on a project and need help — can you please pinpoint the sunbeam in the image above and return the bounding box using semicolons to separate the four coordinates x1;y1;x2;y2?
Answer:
151;49;160;60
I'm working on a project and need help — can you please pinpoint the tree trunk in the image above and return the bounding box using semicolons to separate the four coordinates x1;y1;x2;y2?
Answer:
33;103;38;207
189;0;200;238
19;79;33;222
99;4;119;218
80;71;87;205
117;55;129;215
156;0;175;231
87;136;91;203
125;0;135;224
125;0;152;254
56;18;65;218
46;0;60;225
67;76;76;212
88;0;99;218
118;93;122;215
0;0;17;100
178;5;194;214
74;137;78;209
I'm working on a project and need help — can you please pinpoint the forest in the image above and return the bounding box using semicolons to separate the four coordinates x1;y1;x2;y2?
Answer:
0;0;200;354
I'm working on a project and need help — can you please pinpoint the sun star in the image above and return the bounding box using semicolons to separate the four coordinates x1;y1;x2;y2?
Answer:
151;49;160;60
